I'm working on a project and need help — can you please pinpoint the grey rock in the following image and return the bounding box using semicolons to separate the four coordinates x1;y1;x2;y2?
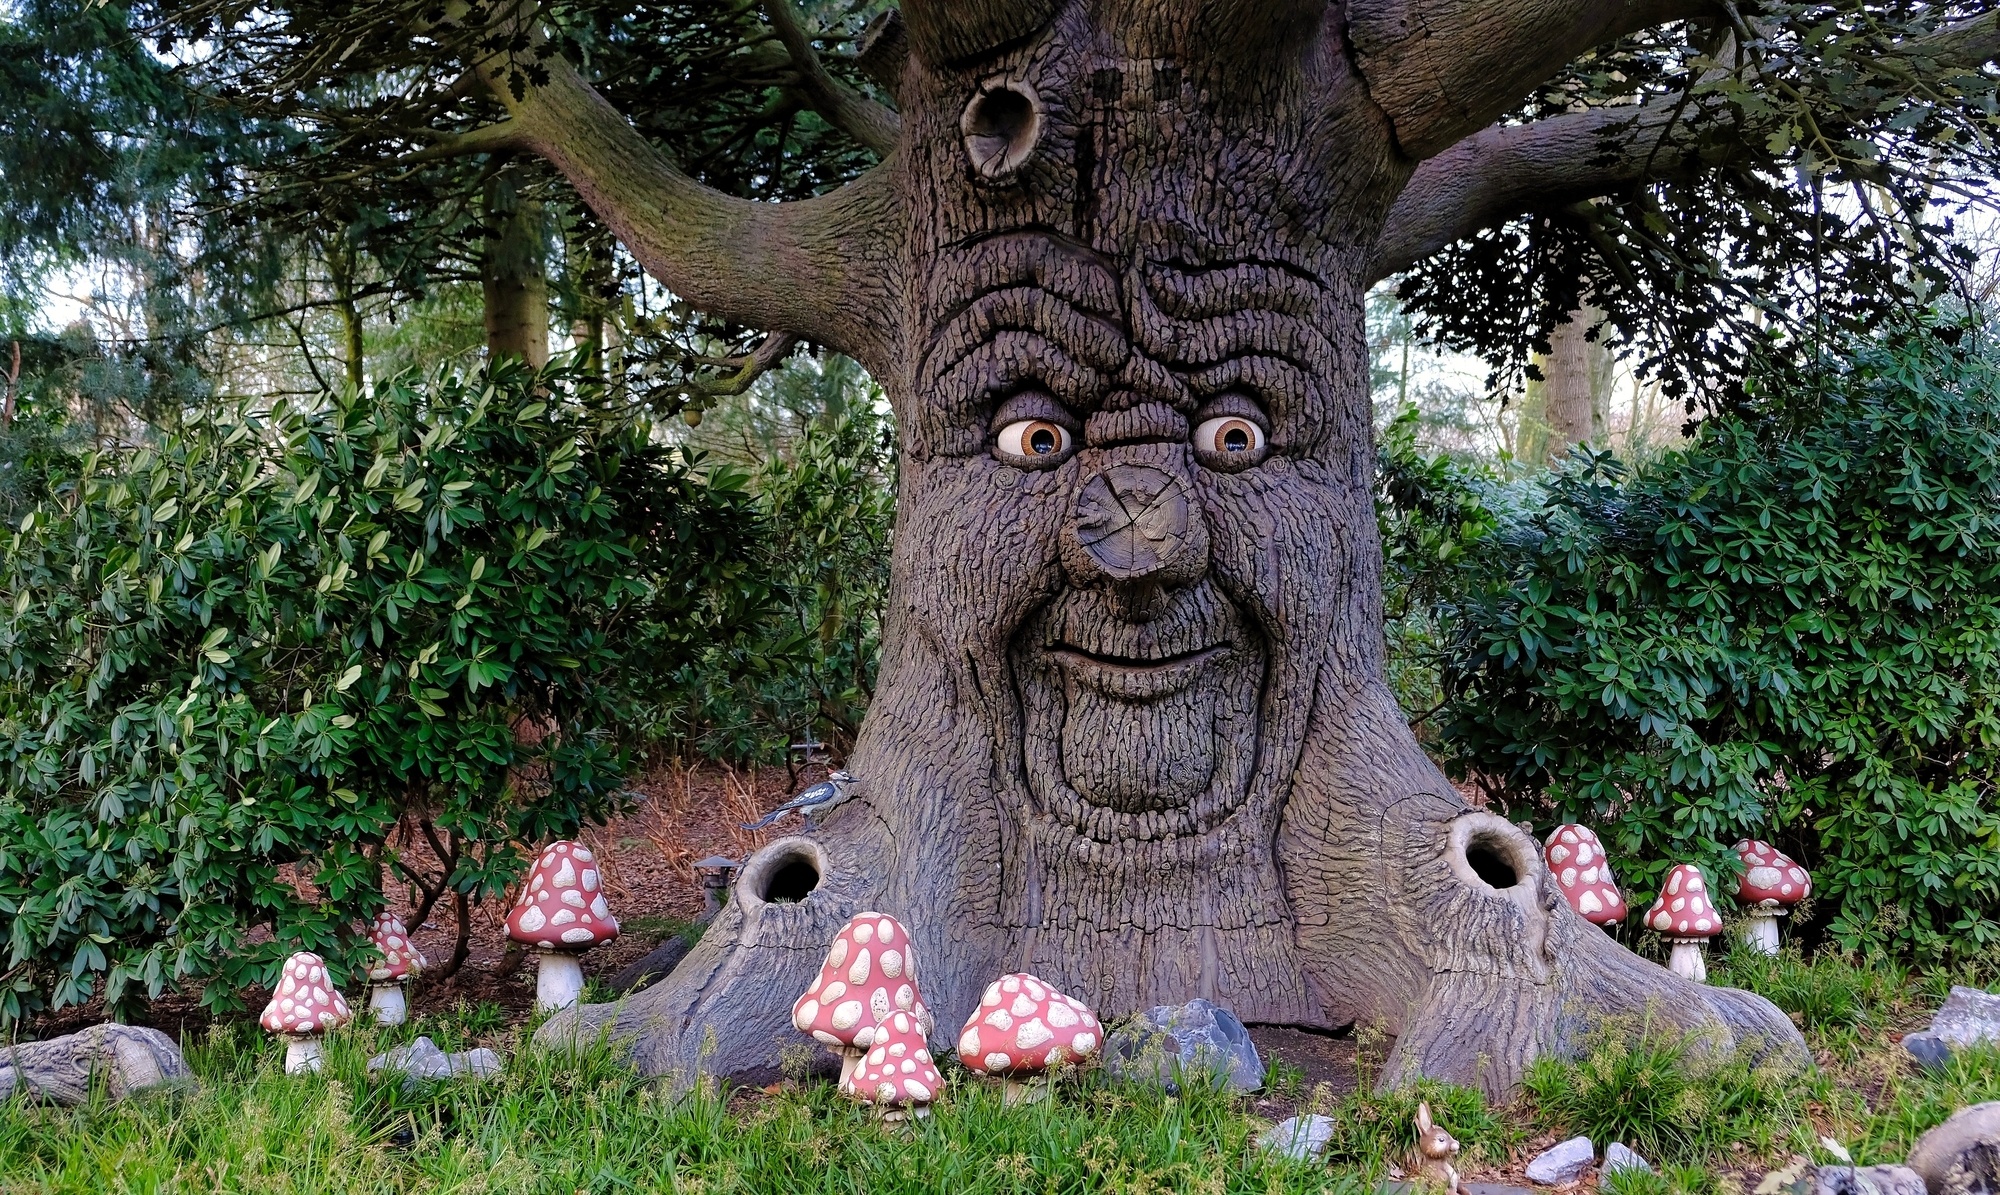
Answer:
1525;1136;1595;1185
1103;998;1262;1093
1259;1113;1337;1161
1909;1101;2000;1195
1604;1143;1653;1176
367;1036;503;1089
0;1023;195;1106
1932;988;2000;1049
608;936;691;994
1905;1033;1955;1075
1813;1165;1928;1195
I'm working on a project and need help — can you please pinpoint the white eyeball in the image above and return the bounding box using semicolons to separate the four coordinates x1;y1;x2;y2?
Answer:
995;419;1073;463
1193;416;1266;468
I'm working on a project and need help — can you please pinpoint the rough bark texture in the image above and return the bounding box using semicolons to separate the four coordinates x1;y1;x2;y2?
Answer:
0;1023;196;1105
525;0;1806;1098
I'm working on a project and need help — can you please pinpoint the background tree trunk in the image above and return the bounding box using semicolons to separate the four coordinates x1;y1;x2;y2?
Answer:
528;0;1804;1097
482;172;549;367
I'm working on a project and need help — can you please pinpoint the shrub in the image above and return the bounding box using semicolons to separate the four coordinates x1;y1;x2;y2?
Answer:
0;361;764;1022
1384;322;2000;961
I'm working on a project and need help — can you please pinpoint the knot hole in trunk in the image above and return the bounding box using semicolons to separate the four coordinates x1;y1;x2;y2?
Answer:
961;78;1043;183
1445;812;1539;895
735;837;826;908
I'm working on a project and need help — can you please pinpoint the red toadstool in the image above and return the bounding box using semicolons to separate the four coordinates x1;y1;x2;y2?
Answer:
1734;839;1811;955
957;973;1104;1104
259;951;353;1073
364;910;426;1026
842;1008;941;1121
791;911;932;1085
506;841;619;1012
1643;863;1720;981
1543;824;1628;928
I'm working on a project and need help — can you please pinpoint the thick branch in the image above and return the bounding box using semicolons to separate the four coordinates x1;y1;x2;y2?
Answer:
1345;0;1708;158
480;51;903;371
764;0;901;154
1368;100;1696;282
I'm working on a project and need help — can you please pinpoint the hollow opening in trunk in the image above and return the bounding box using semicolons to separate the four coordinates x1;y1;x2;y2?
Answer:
1464;833;1520;889
760;855;820;903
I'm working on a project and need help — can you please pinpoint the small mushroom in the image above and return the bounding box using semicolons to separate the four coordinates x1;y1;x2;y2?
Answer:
843;1009;941;1122
1643;863;1720;982
1734;839;1811;955
259;951;353;1073
956;973;1104;1105
1544;824;1628;928
791;911;932;1086
506;841;619;1012
364;911;426;1026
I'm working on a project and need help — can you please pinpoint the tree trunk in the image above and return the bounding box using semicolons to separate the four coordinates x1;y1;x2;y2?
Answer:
482;173;549;367
1540;305;1610;459
529;1;1803;1098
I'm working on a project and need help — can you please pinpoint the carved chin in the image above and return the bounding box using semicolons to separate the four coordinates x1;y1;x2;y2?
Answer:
1011;579;1266;835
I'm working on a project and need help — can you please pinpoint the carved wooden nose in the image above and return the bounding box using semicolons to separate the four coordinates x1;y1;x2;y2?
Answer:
1073;464;1191;580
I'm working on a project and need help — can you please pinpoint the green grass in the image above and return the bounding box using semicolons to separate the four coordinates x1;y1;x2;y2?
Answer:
0;1005;1370;1195
9;949;2000;1193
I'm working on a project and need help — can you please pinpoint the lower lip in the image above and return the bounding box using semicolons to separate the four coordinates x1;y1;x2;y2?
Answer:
1045;644;1231;696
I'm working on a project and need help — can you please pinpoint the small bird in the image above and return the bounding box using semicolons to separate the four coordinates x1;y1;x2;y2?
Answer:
740;771;857;833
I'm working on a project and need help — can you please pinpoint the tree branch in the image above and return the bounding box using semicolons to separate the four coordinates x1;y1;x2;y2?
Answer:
1345;0;1709;158
474;46;903;372
1368;100;1699;282
763;0;901;155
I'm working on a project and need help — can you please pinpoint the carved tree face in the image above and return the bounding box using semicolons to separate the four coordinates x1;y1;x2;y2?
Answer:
888;11;1396;853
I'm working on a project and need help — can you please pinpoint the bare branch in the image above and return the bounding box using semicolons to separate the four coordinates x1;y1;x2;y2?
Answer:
1368;100;1698;283
764;0;901;154
479;50;903;372
1345;0;1708;157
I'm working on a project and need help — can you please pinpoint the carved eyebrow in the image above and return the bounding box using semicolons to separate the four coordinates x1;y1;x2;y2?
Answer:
929;228;1124;325
989;389;1080;432
1130;287;1335;373
1144;258;1326;320
919;286;1131;385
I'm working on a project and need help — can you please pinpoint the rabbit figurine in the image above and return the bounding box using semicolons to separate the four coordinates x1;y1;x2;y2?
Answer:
1406;1101;1464;1194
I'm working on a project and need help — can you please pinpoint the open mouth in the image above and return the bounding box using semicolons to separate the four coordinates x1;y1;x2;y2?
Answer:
1048;643;1231;672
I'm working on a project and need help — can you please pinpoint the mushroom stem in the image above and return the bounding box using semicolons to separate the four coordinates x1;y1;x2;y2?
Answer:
1740;908;1783;956
368;983;409;1026
535;949;585;1012
1667;939;1708;982
838;1046;863;1089
284;1037;324;1074
1001;1075;1051;1106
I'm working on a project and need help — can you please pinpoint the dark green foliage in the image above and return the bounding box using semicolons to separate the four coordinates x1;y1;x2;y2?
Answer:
0;360;762;1023
1383;322;2000;961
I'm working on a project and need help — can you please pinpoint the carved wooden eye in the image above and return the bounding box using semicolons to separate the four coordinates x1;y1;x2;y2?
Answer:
1193;416;1266;469
995;419;1072;464
961;79;1042;184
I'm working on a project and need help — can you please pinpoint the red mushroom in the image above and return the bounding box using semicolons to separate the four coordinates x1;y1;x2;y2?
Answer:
364;911;426;1026
1734;839;1811;955
259;951;353;1073
506;841;619;1012
957;973;1104;1104
1643;863;1720;981
1543;825;1628;928
843;1008;941;1121
791;911;932;1085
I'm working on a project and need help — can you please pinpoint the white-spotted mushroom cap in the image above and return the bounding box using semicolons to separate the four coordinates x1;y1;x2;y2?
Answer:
1544;824;1629;926
1734;839;1811;908
365;911;426;981
843;1009;941;1108
259;951;354;1036
506;841;619;950
1643;863;1720;940
957;973;1103;1076
792;911;932;1050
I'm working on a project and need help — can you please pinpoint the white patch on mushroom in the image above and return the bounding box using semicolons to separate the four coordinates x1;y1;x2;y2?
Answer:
1579;890;1603;915
813;1029;841;1045
853;922;875;945
1001;976;1020;993
875;918;894;943
960;1029;982;1055
1046;1002;1079;1029
581;868;599;891
820;980;847;1003
982;984;1002;1006
590;895;610;920
831;1000;865;1030
880;949;903;978
871;988;892;1022
561;927;595;944
983;1051;1012;1070
894;983;914;1011
1549;844;1571;864
1015;1019;1053;1050
848;949;872;986
553;858;577;888
794;1000;820;1030
985;1009;1015;1031
1010;993;1037;1017
562;889;587;908
550;908;577;926
1073;1032;1096;1053
1561;867;1577;887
